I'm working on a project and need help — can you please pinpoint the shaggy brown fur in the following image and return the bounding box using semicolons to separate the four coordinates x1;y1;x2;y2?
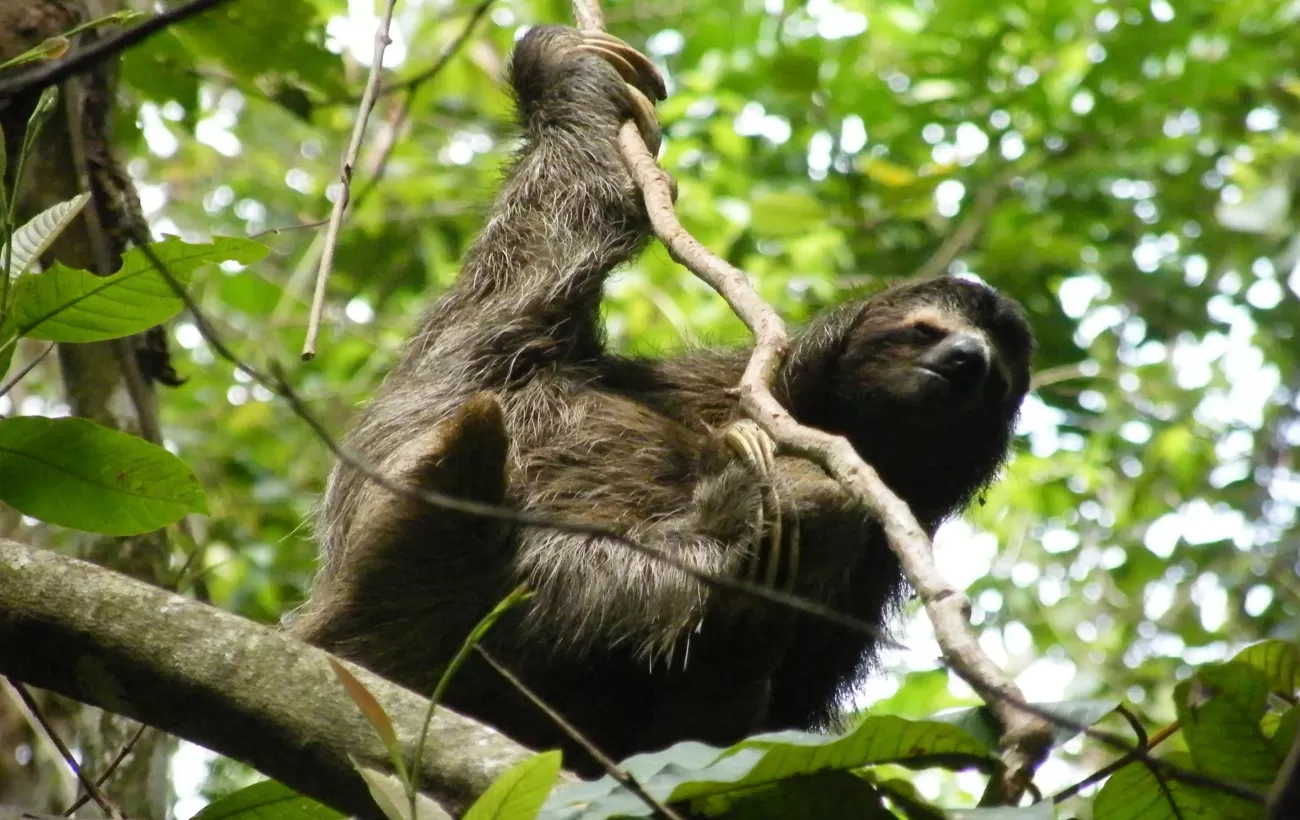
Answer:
291;25;1034;773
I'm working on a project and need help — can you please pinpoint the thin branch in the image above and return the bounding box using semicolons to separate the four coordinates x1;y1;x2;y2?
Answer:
477;648;685;820
570;0;606;30
302;0;400;360
379;0;495;95
912;172;1006;281
63;724;148;817
350;0;495;212
0;342;54;398
0;0;238;103
7;679;123;819
1053;718;1181;805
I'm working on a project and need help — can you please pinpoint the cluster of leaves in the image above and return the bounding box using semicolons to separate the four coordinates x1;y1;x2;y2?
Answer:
0;55;259;537
188;638;1296;819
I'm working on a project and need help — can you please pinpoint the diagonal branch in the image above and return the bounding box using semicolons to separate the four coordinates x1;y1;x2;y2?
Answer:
584;0;1055;804
0;0;238;103
302;0;401;360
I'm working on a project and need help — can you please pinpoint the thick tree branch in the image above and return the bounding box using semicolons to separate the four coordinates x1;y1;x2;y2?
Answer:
0;539;541;818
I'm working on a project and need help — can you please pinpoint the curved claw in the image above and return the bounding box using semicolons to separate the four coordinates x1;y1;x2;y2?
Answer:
573;31;665;154
578;30;667;100
723;420;797;590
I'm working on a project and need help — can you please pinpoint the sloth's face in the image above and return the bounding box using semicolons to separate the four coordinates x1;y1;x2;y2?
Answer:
836;278;1032;428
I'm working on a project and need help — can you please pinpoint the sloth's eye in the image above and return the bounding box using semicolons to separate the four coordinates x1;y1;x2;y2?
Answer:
908;322;946;342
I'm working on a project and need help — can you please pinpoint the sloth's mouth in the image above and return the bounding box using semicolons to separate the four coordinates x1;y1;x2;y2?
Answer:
914;366;949;385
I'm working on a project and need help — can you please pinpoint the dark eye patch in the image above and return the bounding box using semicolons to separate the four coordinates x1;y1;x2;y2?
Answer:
909;322;946;341
884;322;946;345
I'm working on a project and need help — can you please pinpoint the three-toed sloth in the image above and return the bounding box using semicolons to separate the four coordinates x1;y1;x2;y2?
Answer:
293;25;1033;774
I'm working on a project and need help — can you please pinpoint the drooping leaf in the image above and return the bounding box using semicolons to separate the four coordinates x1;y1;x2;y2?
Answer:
352;761;418;820
11;236;267;342
0;415;207;535
329;658;401;760
542;715;993;819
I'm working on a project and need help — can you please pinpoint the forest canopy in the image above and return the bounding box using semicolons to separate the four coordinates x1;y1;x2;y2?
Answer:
0;0;1296;818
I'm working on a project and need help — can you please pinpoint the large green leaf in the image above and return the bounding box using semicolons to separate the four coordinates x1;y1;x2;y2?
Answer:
1175;663;1281;793
1092;762;1224;820
1232;640;1300;698
11;236;267;342
542;715;992;819
0;416;207;535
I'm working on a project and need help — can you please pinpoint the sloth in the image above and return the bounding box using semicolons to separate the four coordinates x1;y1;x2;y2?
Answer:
292;24;1034;773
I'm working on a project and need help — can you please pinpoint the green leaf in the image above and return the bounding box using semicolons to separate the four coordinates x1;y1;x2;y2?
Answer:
12;236;267;342
188;780;344;820
1175;663;1281;792
465;751;563;820
1232;640;1300;697
0;416;207;535
0;37;70;70
1092;763;1226;820
2;193;92;279
542;715;992;819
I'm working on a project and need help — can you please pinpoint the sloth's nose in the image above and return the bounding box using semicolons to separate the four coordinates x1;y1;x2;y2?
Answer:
923;334;989;392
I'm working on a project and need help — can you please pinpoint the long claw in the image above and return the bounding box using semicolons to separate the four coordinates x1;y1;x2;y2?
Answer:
579;30;667;100
723;420;796;589
573;31;666;153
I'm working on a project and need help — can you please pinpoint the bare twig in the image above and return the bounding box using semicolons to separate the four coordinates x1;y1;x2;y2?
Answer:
0;0;238;103
302;0;400;360
62;724;148;817
1052;716;1181;805
6;679;123;819
477;648;685;820
570;0;606;30
0;341;54;398
351;0;495;212
378;0;495;95
590;0;1055;802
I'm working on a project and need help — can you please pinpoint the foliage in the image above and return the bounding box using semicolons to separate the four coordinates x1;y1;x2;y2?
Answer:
2;0;1299;817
